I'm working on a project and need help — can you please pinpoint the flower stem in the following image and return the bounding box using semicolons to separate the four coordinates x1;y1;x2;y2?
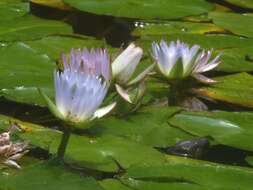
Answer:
167;80;184;106
57;123;71;160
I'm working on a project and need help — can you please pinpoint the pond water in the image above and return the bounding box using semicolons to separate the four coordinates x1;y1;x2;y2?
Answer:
0;0;253;190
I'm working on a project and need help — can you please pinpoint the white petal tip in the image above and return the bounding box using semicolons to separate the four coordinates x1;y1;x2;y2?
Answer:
193;74;218;84
92;102;117;120
4;160;21;169
115;84;133;103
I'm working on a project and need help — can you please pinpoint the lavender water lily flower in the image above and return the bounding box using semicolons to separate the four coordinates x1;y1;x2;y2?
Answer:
40;48;116;124
151;40;221;83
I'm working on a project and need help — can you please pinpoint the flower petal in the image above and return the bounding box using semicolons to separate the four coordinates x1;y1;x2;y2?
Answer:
38;87;65;121
91;102;117;120
192;73;218;84
115;84;132;103
3;160;21;169
112;43;143;84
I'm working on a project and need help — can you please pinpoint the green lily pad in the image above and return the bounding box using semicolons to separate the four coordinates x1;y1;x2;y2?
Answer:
121;178;206;190
193;73;253;108
87;106;194;147
0;15;73;42
0;42;54;106
0;2;29;21
100;179;133;190
1;160;103;190
52;135;165;172
123;155;253;190
63;0;213;20
245;156;253;166
224;0;253;9
138;33;253;50
27;35;106;60
168;110;253;151
0;0;24;3
132;21;224;36
209;12;253;38
217;47;253;72
0;114;165;172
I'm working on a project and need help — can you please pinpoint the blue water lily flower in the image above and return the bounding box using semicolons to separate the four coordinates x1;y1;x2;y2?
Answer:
40;48;116;124
152;40;221;83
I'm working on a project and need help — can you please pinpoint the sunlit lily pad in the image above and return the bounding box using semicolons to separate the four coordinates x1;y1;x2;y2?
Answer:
138;33;253;50
193;73;253;108
0;15;72;42
63;0;214;20
132;21;224;36
0;114;165;172
209;12;253;38
121;178;206;190
0;42;54;106
217;47;253;72
0;2;29;21
27;35;106;60
245;156;253;166
58;135;165;172
100;179;133;190
1;160;103;190
168;110;253;151
224;0;253;9
87;106;194;147
122;155;253;190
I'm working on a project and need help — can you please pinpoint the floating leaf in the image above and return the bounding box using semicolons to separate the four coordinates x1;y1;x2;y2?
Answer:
138;33;253;72
1;160;103;190
245;156;253;166
217;47;253;72
0;42;54;106
132;21;224;36
63;0;213;20
123;155;253;190
168;110;253;151
0;2;29;21
87;107;194;147
193;73;253;108
0;114;165;172
0;42;55;105
27;35;106;60
121;178;207;190
138;33;253;50
100;179;133;190
52;135;165;172
209;12;253;38
224;0;253;9
0;15;72;42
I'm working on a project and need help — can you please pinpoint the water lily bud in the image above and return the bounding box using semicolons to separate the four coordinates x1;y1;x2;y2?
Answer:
152;40;221;82
39;48;116;124
112;43;143;84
